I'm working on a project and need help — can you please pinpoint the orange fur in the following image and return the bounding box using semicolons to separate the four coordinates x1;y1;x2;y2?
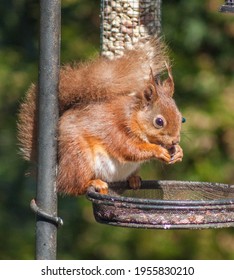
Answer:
17;37;183;196
17;37;169;162
17;84;38;161
57;83;182;195
59;37;169;111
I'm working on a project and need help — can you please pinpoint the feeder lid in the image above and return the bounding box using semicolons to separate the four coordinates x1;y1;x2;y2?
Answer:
86;180;234;229
220;1;234;13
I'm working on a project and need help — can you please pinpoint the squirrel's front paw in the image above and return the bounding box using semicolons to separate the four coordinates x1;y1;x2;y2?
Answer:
154;145;172;163
168;144;183;164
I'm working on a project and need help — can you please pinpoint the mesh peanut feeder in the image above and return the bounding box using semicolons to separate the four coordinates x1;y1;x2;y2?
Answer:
100;0;161;58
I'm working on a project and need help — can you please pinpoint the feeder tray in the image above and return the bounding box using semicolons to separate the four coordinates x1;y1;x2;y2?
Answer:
86;180;234;229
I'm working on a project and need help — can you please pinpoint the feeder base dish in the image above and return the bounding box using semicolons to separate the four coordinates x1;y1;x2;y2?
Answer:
86;180;234;229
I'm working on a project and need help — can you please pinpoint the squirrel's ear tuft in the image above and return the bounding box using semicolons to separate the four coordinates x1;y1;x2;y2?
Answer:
143;68;159;104
161;62;174;97
143;84;156;103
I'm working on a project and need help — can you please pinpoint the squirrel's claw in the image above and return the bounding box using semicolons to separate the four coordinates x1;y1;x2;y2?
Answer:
86;179;108;195
154;145;172;163
128;175;142;190
169;144;183;164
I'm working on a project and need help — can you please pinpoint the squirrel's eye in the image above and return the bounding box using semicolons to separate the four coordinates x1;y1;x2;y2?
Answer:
154;115;165;129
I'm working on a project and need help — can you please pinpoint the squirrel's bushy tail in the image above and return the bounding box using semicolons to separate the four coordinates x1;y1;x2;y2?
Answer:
59;37;169;111
18;84;37;161
17;37;170;161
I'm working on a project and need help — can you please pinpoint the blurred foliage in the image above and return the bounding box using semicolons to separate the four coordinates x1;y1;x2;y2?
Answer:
0;0;234;260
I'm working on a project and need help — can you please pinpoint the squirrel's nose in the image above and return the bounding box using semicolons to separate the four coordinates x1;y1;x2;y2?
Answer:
172;136;180;145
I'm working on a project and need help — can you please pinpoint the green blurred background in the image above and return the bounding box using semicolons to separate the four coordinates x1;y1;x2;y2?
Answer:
0;0;234;259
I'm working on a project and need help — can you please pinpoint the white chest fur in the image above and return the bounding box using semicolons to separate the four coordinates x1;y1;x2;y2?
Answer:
94;152;141;182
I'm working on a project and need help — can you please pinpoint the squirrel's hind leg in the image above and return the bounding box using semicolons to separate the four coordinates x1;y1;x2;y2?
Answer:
127;172;142;190
85;179;108;195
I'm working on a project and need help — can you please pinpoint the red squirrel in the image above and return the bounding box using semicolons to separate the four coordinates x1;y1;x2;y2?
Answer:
18;37;183;195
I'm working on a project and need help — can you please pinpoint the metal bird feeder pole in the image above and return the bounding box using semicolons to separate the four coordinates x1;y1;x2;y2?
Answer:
35;0;61;260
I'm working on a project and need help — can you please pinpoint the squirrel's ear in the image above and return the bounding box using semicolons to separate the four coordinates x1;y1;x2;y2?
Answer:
162;62;174;97
143;68;159;103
